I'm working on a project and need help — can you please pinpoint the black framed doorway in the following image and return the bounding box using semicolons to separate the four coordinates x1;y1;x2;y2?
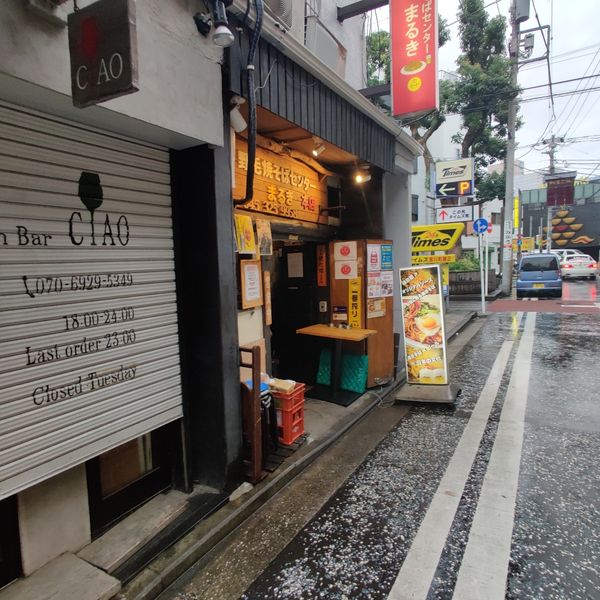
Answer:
0;496;21;588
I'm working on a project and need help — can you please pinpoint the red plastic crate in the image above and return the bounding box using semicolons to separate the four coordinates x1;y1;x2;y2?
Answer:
271;383;305;411
276;404;304;445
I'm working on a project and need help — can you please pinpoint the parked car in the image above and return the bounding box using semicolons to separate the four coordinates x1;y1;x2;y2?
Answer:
516;253;562;298
560;254;598;280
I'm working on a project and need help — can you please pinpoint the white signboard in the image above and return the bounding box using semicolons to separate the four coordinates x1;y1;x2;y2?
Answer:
333;241;357;261
436;206;474;223
334;260;358;279
503;219;514;260
435;159;474;184
0;104;183;499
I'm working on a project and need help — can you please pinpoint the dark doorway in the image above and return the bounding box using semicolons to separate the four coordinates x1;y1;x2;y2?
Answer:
270;242;326;384
0;496;21;588
86;424;174;537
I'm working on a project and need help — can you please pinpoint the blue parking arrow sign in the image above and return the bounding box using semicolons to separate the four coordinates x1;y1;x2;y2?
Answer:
473;218;489;234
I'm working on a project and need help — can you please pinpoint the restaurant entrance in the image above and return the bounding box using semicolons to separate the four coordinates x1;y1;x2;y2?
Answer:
269;241;327;385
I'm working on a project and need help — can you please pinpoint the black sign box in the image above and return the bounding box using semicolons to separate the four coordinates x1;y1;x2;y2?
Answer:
68;0;138;108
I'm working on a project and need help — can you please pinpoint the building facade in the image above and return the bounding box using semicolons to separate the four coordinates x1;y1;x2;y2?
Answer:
0;0;420;592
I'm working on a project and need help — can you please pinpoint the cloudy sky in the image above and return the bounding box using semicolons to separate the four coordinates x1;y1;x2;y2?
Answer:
374;0;600;179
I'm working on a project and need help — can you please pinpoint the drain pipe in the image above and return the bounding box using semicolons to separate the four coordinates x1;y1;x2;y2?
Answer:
234;0;264;206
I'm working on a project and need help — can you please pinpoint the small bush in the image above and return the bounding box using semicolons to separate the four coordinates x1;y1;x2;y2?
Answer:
449;252;481;272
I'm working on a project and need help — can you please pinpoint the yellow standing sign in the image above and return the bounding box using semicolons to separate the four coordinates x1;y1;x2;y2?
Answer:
399;266;448;386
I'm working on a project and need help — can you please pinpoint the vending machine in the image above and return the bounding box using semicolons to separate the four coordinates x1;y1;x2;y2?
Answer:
328;239;394;388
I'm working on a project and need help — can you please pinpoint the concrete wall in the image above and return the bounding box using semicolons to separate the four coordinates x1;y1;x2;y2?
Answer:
0;0;224;148
383;171;412;337
18;465;90;575
314;0;367;90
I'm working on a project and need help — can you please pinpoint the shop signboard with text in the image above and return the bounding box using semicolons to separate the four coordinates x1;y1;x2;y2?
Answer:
233;137;328;224
399;266;448;385
411;223;465;253
68;0;139;108
390;0;439;117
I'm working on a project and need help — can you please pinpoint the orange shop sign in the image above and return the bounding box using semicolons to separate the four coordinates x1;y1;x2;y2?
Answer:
233;137;328;224
390;0;439;118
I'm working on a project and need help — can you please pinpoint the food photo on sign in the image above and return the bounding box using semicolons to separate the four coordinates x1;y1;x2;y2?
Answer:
399;266;448;385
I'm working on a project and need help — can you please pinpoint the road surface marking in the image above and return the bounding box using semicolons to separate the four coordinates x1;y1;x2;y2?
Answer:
561;304;595;308
452;313;536;600
386;315;523;600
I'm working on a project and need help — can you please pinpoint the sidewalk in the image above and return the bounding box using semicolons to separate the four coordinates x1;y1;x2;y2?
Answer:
0;309;477;600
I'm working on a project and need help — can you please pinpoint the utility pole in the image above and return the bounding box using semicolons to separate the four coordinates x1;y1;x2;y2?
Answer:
542;134;564;252
501;0;520;295
543;134;563;175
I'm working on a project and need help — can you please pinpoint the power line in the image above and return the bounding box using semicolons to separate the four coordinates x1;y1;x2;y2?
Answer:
561;60;600;137
552;47;600;133
530;0;555;117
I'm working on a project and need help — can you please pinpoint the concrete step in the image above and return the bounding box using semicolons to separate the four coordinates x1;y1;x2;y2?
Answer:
0;553;120;600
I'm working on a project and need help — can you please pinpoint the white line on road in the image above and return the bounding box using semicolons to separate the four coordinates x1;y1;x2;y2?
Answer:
387;315;523;600
452;313;537;600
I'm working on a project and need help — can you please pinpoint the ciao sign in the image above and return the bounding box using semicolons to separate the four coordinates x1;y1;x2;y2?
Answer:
68;0;138;108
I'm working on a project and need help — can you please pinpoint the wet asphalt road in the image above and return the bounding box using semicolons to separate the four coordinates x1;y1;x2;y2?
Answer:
237;304;600;599
244;300;600;600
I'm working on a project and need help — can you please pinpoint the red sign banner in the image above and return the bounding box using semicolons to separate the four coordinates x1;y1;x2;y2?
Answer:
545;175;575;207
390;0;439;118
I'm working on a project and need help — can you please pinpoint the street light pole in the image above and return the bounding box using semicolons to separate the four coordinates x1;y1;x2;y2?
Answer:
501;0;520;295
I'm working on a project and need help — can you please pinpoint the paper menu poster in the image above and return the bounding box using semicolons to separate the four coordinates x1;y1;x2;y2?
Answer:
367;244;381;272
234;214;256;255
399;266;448;386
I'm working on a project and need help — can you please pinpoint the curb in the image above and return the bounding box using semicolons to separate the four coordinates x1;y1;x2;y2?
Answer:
122;311;478;600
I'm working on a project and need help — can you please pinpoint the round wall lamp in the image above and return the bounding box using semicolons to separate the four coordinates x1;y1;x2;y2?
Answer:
354;165;371;184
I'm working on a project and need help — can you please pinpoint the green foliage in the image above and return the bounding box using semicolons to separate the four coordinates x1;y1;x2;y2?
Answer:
449;0;520;166
477;170;505;202
366;30;390;87
449;252;481;272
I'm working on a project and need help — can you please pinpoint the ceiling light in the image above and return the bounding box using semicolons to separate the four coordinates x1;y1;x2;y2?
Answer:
312;141;326;157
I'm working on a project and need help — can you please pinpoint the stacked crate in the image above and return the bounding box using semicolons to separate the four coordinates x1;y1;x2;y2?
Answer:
271;383;305;445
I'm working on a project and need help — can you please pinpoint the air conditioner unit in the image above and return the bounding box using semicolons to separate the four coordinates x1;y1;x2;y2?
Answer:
263;0;293;29
305;16;347;78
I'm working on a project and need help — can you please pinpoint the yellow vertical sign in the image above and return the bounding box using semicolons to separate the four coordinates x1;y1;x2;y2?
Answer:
441;264;449;287
348;277;362;328
513;196;520;229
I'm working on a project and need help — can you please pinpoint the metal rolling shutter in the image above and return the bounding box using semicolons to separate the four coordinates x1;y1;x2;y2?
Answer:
0;101;183;499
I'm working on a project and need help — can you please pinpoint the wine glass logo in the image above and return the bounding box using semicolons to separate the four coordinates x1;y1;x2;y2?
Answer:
78;171;103;245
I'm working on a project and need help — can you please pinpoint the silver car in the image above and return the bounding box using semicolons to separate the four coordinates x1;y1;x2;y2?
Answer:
560;254;598;280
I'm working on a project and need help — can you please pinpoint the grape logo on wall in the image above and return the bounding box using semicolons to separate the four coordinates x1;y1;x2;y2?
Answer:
79;171;103;242
69;171;129;246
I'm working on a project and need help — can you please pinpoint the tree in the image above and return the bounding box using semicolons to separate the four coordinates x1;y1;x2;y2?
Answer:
477;169;505;202
448;0;519;169
366;31;391;87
